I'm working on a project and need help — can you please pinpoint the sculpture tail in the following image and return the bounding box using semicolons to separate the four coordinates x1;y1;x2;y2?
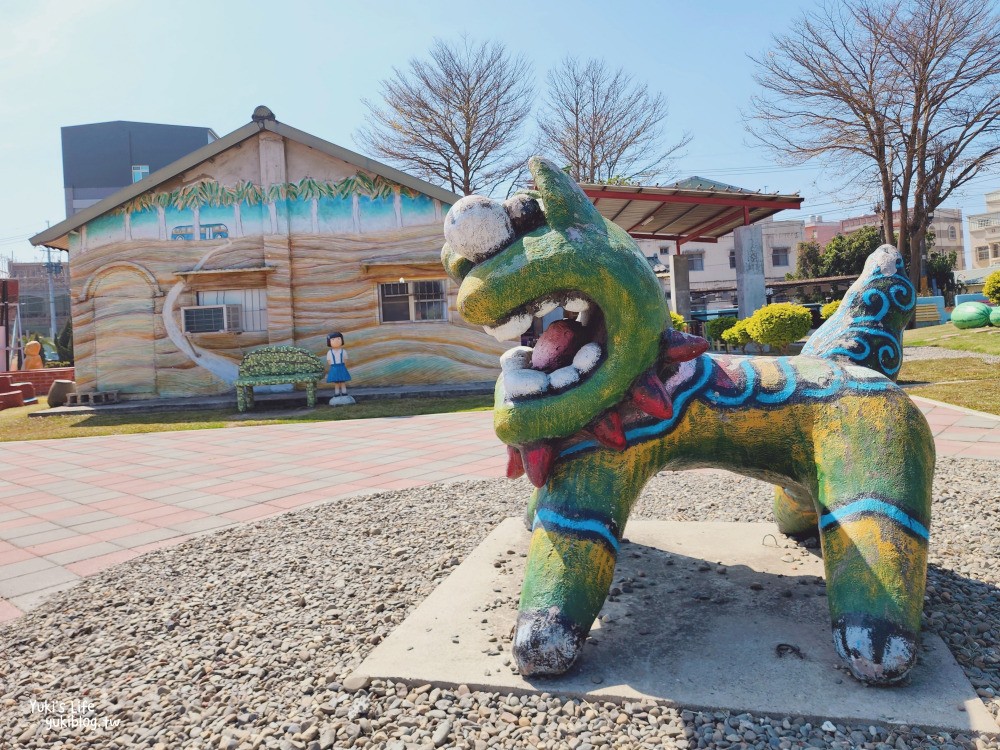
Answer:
801;245;915;382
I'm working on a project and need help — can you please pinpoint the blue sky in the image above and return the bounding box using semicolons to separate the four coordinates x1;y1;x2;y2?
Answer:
2;0;998;263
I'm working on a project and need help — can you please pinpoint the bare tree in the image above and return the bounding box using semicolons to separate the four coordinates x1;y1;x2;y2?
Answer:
748;0;1000;294
537;57;691;184
356;38;533;196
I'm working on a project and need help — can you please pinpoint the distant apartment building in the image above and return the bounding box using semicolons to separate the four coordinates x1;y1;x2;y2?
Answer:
969;190;1000;271
839;207;966;271
802;215;841;248
638;217;805;312
62;121;218;218
4;262;71;338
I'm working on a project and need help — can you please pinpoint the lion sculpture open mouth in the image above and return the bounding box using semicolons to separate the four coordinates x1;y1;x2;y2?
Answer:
442;157;933;686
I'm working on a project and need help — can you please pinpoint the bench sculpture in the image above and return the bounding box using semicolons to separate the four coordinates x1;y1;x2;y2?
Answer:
234;345;325;412
442;157;933;686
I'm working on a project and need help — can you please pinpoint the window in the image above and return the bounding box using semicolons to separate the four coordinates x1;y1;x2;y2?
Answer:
131;165;150;183
190;288;268;332
978;246;990;262
729;250;736;269
948;226;957;241
688;254;704;272
20;296;44;317
378;280;447;323
771;247;790;267
993;244;1000;259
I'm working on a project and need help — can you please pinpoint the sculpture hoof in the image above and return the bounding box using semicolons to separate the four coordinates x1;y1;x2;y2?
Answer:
513;608;585;676
832;615;917;685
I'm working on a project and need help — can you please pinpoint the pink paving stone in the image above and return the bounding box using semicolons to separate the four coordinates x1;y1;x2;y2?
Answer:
126;505;183;521
0;516;50;530
0;548;35;565
933;439;969;456
221;505;282;522
148;509;209;527
90;522;159;542
133;535;191;554
375;478;435;490
267;495;327;510
0;598;24;624
957;444;1000;459
65;549;142;577
936;428;987;443
24;534;104;556
33;506;90;521
215;484;271;498
923;412;963;426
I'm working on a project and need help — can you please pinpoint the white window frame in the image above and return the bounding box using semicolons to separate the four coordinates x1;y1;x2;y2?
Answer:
771;247;790;267
688;254;705;272
377;279;449;324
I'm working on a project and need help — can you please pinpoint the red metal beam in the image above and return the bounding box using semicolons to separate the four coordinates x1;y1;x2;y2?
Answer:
584;188;802;210
630;234;719;244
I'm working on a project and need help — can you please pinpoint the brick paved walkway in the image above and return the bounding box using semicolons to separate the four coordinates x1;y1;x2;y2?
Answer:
1;396;998;623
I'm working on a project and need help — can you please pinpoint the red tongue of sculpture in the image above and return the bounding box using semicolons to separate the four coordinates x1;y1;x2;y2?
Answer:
531;319;588;372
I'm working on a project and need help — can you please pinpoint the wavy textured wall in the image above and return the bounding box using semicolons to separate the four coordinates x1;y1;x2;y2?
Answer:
69;229;504;398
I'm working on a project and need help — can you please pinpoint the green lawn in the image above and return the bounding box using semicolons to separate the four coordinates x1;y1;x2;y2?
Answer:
0;395;493;443
903;323;1000;356
898;357;1000;416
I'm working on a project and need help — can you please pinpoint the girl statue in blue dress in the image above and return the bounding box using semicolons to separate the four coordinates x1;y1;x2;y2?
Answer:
326;331;351;397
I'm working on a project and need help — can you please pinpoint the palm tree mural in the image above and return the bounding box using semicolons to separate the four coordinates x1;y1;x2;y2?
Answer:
116;193;151;241
297;177;328;234
152;191;173;239
265;182;296;235
173;182;207;241
332;176;362;233
230;180;262;238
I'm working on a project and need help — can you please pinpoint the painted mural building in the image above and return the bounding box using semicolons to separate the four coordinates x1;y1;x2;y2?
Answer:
30;108;506;399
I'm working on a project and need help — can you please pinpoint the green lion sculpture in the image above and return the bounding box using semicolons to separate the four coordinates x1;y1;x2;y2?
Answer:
441;157;933;686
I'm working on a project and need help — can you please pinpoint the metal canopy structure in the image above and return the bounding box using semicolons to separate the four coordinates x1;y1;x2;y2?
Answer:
580;177;804;252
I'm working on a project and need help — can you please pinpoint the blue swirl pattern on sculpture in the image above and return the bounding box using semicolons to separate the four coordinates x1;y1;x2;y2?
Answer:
801;245;915;380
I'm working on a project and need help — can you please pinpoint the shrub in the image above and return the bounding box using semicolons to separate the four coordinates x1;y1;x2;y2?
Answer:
820;300;841;320
746;303;813;354
984;269;1000;305
669;311;686;331
55;317;73;364
705;316;738;342
721;319;752;353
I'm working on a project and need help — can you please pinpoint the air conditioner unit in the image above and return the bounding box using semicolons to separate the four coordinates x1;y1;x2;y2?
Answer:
182;304;243;334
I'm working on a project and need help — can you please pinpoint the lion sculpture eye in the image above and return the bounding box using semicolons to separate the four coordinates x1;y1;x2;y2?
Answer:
444;194;546;264
443;196;514;263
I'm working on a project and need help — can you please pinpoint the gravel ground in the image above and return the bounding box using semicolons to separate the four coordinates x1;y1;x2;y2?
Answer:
903;346;1000;364
2;458;999;750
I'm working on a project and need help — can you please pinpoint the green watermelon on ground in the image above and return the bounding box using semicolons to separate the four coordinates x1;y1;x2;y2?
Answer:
951;301;992;329
990;306;1000;327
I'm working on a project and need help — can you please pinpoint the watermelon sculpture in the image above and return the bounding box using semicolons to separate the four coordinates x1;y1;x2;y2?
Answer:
951;301;992;329
990;306;1000;327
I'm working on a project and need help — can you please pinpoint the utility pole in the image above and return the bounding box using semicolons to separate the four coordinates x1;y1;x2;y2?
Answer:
42;221;59;342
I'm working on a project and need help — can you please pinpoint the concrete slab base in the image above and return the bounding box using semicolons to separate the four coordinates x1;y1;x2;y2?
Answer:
357;519;998;733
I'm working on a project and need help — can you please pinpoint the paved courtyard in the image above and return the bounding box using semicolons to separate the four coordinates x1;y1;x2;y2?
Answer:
1;395;998;624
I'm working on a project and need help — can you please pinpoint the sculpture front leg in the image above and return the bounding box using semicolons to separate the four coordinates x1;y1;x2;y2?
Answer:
514;453;647;676
814;394;934;684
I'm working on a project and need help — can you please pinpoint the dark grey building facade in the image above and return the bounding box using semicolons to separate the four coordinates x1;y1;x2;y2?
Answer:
62;121;218;217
